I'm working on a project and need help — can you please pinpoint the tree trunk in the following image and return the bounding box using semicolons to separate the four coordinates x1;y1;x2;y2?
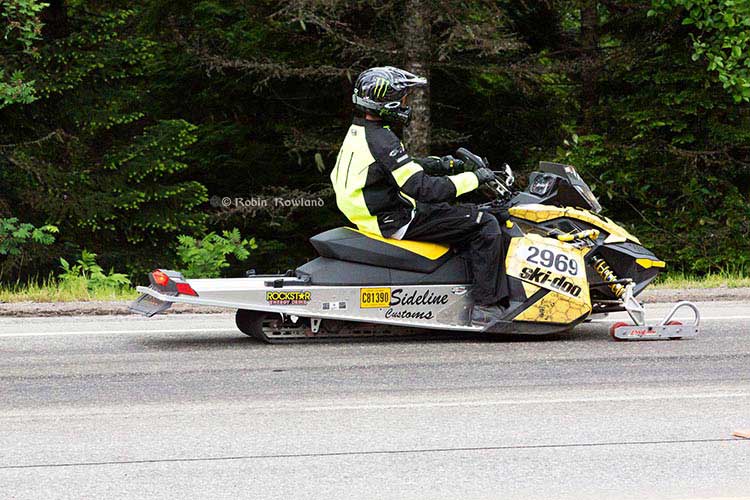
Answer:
41;0;69;40
403;0;431;156
580;0;598;133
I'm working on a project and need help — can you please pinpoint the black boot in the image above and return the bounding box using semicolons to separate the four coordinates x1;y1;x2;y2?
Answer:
471;303;506;328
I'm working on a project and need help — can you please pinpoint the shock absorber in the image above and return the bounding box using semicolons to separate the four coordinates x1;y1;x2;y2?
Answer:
591;256;626;298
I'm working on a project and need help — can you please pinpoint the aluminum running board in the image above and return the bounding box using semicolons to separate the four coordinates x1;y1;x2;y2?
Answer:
134;283;485;333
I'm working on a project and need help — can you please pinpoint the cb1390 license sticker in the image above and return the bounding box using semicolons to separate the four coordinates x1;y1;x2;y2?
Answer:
360;288;391;308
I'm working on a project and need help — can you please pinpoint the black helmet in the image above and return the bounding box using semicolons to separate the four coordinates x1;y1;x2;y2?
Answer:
352;66;427;125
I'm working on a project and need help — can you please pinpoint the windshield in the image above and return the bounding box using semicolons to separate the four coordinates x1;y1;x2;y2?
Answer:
539;162;602;213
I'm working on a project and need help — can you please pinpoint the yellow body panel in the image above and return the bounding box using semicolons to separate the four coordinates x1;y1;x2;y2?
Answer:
348;228;450;260
521;280;540;299
509;204;640;244
635;258;666;269
514;290;592;323
505;233;592;324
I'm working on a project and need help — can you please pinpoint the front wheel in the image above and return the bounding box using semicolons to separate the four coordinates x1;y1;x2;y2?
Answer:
235;309;268;342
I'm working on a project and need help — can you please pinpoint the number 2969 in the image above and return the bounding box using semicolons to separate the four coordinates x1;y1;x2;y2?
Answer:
526;246;579;276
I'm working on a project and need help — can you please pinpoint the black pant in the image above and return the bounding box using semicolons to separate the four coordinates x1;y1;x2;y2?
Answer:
403;202;509;306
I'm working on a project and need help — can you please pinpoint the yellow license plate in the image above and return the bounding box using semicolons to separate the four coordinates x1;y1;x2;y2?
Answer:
359;288;391;308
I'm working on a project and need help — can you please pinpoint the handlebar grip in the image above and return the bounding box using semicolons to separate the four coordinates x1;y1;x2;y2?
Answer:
455;148;487;170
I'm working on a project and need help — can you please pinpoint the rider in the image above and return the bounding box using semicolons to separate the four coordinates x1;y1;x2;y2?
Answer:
330;66;510;326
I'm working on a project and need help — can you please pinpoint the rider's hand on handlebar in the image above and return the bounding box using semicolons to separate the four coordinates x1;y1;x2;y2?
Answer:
440;155;464;172
474;167;495;185
417;155;465;175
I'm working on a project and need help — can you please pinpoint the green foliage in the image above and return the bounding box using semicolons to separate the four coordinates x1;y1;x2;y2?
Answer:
0;217;57;256
72;119;208;237
651;0;750;102
176;229;257;279
0;0;48;107
0;69;37;107
0;217;58;281
59;250;131;292
2;6;208;274
1;0;749;284
1;0;48;51
553;0;750;273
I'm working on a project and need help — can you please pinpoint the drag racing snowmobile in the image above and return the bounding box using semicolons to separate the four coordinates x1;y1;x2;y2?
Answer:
130;149;700;342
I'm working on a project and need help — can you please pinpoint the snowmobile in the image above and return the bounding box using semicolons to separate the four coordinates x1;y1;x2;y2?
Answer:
130;149;700;342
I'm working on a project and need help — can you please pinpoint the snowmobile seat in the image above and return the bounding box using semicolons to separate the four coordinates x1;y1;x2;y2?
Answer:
310;227;452;274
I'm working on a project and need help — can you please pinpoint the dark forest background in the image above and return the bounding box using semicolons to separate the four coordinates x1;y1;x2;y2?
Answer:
2;0;749;284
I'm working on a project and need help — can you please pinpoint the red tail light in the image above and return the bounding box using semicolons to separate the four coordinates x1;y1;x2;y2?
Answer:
152;270;170;287
176;282;198;296
150;269;198;297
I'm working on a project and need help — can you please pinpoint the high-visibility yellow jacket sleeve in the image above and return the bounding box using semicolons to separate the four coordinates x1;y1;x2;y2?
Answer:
447;171;479;197
367;128;480;202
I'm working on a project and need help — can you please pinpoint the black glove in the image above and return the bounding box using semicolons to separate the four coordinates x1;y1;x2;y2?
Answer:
415;155;465;175
474;167;496;185
439;155;464;172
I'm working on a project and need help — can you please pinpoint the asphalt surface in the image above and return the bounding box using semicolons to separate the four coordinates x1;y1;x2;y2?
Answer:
0;301;749;499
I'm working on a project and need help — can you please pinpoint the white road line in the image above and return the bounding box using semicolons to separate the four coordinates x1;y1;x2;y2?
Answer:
288;392;750;412
0;392;747;420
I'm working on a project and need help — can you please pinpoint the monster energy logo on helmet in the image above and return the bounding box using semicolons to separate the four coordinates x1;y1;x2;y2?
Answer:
352;66;427;125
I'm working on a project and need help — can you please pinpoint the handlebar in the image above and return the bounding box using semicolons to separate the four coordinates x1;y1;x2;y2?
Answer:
455;148;488;170
455;148;515;201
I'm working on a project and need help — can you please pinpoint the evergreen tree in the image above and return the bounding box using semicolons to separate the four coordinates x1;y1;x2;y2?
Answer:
1;6;207;276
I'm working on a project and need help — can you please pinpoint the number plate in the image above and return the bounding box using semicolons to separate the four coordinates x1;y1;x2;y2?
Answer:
506;236;588;300
523;241;582;277
360;288;391;308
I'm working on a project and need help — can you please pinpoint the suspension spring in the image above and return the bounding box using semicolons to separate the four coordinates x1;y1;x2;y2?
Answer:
591;256;626;298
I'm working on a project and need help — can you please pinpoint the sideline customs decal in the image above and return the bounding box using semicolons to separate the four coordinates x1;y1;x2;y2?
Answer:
390;288;448;307
265;290;311;305
384;288;449;320
360;288;391;308
360;287;451;321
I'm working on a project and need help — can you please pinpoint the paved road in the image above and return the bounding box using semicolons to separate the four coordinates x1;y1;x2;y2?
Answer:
0;302;749;499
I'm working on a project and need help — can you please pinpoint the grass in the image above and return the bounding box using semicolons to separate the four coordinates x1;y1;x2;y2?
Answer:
0;276;138;303
652;271;750;289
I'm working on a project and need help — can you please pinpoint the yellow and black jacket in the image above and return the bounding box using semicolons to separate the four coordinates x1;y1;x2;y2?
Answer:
331;117;479;237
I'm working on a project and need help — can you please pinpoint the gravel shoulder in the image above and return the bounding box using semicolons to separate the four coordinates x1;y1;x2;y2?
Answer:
0;301;226;317
0;286;749;317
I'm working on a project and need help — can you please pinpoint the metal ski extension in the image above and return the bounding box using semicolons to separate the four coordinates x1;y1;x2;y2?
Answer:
612;285;701;340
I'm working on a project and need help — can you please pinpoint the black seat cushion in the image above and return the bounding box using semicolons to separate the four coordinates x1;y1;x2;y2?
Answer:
310;227;452;274
296;256;470;286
